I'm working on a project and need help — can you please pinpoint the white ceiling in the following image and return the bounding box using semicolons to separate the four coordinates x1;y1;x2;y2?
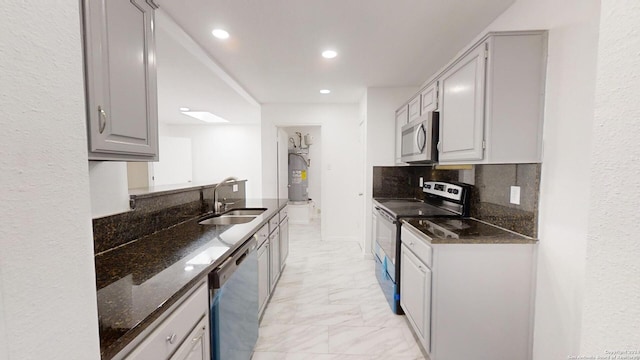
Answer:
156;14;261;125
156;0;515;104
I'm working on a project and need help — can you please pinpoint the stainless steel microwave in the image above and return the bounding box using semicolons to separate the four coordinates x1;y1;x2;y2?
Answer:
400;112;439;164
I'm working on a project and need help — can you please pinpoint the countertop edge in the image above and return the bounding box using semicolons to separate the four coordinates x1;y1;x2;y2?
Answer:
401;219;538;245
101;200;288;360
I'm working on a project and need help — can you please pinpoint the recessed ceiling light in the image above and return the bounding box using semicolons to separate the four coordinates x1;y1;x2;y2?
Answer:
212;29;230;39
320;89;331;94
181;111;229;123
322;50;337;59
179;107;190;111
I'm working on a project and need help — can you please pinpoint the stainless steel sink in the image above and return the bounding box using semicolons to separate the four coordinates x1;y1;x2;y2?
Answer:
223;208;267;216
199;216;256;226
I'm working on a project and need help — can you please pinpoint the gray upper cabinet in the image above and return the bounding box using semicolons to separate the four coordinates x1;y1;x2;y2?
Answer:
395;31;547;165
437;31;547;164
82;0;159;161
438;44;487;163
420;82;438;114
395;105;409;165
407;95;421;122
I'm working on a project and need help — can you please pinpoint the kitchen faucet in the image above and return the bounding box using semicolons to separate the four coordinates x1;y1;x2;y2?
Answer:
212;176;238;214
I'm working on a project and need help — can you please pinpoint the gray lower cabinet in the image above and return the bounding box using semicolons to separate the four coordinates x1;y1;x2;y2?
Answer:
269;227;281;292
257;235;270;317
121;281;209;360
82;0;159;161
400;243;432;356
169;317;209;360
279;216;289;270
258;209;290;319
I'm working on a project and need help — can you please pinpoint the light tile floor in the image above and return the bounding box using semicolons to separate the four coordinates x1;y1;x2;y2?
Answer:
253;220;426;360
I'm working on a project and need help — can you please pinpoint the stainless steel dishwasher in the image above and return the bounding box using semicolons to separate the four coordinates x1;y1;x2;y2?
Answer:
209;237;258;360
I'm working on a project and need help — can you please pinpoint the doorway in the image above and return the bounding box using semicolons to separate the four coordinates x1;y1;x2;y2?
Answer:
278;126;322;225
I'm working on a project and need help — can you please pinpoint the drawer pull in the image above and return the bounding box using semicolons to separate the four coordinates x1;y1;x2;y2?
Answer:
166;333;177;344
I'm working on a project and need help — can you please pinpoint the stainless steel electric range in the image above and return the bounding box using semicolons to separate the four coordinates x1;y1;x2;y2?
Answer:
372;181;472;314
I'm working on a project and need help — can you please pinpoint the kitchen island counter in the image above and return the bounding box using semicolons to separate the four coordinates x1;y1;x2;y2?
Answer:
95;198;287;359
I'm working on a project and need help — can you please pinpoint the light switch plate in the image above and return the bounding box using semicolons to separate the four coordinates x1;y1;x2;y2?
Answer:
510;186;521;205
419;177;424;187
232;184;238;192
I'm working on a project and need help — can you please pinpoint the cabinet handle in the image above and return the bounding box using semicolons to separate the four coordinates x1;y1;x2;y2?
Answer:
98;106;107;134
166;333;177;344
409;242;414;246
418;265;427;273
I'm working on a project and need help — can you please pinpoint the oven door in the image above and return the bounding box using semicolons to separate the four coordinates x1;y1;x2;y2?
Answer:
374;207;397;282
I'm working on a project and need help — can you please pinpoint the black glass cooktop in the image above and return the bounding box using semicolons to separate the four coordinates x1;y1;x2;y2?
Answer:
375;198;456;218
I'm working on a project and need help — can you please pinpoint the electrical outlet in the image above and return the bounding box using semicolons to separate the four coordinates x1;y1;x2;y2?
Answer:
510;186;521;205
419;177;424;187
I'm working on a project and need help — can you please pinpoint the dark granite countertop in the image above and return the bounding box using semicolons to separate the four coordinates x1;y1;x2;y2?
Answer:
95;198;287;359
403;218;537;244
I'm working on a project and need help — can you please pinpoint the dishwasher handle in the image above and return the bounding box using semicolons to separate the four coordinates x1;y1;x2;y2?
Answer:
211;237;256;289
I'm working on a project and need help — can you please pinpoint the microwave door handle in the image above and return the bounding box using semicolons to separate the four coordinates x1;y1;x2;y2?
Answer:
416;123;427;152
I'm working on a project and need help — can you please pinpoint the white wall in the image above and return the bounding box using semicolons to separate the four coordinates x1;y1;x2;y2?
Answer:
362;87;419;253
89;162;131;218
477;0;601;358
581;0;640;354
161;124;263;198
0;1;101;359
262;104;361;241
261;115;278;199
283;126;322;210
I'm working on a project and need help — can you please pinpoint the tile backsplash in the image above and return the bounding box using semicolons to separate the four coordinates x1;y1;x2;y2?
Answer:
471;164;540;237
372;164;541;238
93;181;247;254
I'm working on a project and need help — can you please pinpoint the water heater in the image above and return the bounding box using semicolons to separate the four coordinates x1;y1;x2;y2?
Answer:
288;151;309;203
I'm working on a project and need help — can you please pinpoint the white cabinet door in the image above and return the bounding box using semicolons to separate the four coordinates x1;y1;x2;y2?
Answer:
438;43;486;162
400;244;431;353
408;95;421;122
169;316;209;360
257;240;270;317
420;82;438;114
395;106;409;164
83;0;159;161
269;227;281;291
279;216;289;270
124;283;208;360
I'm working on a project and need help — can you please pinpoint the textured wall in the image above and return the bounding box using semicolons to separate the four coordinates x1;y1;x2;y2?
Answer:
581;0;640;355
0;1;101;359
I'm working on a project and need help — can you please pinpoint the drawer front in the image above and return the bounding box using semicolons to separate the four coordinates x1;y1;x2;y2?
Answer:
125;282;208;360
279;206;288;223
269;215;279;234
255;224;269;247
401;226;433;268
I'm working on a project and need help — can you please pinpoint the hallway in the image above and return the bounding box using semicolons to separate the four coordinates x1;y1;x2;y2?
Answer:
253;221;426;359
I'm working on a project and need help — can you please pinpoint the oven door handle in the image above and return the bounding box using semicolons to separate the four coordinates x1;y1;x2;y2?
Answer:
377;208;397;224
